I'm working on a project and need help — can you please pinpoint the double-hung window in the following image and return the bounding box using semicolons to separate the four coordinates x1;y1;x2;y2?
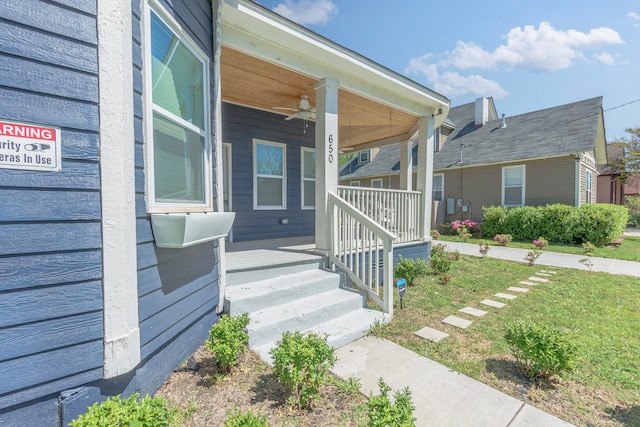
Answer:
254;140;286;209
432;174;444;201
502;165;525;206
301;147;315;209
146;4;210;212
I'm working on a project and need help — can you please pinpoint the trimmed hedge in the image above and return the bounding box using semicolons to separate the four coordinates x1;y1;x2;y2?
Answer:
481;204;627;246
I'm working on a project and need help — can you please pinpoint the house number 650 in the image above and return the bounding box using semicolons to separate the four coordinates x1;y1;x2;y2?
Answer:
328;134;334;163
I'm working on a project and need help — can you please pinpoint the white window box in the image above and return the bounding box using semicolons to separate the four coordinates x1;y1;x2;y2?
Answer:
151;212;235;248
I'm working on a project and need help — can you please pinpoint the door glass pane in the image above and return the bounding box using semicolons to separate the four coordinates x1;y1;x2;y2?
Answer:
153;114;205;202
257;177;283;206
151;13;204;128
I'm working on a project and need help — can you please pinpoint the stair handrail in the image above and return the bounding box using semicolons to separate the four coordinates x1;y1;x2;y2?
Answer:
328;191;395;316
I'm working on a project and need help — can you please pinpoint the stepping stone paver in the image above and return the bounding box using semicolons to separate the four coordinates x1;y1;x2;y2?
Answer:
442;315;473;329
459;307;488;317
519;281;536;286
528;276;549;283
495;292;518;300
480;299;506;308
415;326;449;343
507;286;529;293
540;270;557;274
536;272;553;277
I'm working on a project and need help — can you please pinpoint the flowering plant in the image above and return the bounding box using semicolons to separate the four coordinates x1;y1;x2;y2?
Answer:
533;237;548;249
582;241;596;255
493;234;512;246
431;229;441;239
478;241;490;257
451;219;480;234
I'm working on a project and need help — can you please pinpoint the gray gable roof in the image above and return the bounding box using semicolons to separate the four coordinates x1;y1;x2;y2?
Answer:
434;96;604;170
340;96;604;180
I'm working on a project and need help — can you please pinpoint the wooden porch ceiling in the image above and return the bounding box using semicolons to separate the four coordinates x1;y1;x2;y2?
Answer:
221;47;418;150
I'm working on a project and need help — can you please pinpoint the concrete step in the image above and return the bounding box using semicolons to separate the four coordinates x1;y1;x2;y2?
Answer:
224;269;342;316
254;308;389;364
247;288;365;349
227;257;324;286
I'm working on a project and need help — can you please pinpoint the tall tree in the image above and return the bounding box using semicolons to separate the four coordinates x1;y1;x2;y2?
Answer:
611;127;640;182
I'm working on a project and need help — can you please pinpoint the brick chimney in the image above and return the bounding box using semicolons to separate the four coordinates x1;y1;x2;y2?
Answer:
475;97;489;129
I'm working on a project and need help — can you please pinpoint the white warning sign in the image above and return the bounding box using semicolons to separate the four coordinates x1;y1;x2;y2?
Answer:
0;119;61;172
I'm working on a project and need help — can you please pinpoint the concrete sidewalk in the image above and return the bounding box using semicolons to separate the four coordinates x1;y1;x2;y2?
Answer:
440;241;640;277
333;336;573;426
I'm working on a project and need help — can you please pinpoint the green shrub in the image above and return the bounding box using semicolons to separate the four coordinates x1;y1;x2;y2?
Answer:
429;244;452;275
504;320;577;380
583;241;596;255
394;255;429;286
270;331;336;408
566;204;628;246
70;394;177;427
540;204;574;243
502;206;544;241
224;407;268;427
367;378;416;427
205;313;250;373
481;206;508;237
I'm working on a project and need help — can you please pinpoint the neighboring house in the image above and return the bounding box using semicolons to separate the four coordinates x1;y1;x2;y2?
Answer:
0;1;448;424
624;173;640;200
597;144;625;204
340;96;607;225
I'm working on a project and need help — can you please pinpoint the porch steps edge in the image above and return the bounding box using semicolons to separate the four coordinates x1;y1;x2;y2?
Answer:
247;288;365;349
225;269;341;316
253;308;389;365
226;257;324;287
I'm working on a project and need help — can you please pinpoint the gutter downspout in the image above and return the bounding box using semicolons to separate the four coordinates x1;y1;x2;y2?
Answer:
574;153;582;207
213;0;226;313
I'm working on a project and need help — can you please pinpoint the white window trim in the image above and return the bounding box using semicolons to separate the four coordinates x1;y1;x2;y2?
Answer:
350;180;360;187
585;169;593;203
253;139;287;210
371;178;383;188
359;150;370;163
143;1;212;214
502;165;526;207
432;173;444;201
301;147;315;210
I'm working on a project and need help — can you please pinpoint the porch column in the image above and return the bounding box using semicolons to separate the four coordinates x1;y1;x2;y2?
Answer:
416;116;435;241
314;78;340;255
399;139;412;191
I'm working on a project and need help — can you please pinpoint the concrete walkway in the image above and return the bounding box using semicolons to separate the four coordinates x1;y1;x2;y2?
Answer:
334;337;573;427
331;241;639;426
439;241;640;277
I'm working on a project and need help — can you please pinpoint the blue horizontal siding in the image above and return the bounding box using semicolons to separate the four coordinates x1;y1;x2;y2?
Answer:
50;0;96;15
0;189;100;221
0;54;98;103
0;161;100;190
0;21;97;74
0;280;103;328
0;311;102;361
223;103;316;242
0;250;102;291
61;130;100;161
0;222;101;256
0;1;97;44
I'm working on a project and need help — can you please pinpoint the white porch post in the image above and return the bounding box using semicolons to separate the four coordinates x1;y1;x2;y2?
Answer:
314;78;340;255
399;139;412;191
416;116;435;241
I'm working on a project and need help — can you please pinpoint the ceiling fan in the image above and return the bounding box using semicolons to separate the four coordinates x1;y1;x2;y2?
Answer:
273;95;316;121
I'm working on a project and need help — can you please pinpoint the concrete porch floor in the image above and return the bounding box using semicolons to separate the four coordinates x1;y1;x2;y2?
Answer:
225;235;321;271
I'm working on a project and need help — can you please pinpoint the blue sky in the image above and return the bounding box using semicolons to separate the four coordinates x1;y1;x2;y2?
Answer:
256;0;640;142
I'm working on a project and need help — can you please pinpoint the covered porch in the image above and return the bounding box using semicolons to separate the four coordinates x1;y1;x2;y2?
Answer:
216;0;450;316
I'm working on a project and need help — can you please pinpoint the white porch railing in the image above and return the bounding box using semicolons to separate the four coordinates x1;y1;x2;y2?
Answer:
328;192;395;316
337;186;422;243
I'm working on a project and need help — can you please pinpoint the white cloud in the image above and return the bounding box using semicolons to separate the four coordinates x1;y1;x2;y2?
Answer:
273;0;338;26
628;12;640;20
405;21;623;100
593;51;616;65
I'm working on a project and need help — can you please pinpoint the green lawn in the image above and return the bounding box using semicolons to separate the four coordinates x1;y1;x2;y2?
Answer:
436;234;640;262
379;256;640;426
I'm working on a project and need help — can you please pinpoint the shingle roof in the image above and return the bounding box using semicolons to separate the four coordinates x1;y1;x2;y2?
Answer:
597;144;624;175
340;96;604;180
434;96;603;170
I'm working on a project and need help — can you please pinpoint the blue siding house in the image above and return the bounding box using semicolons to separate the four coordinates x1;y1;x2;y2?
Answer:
0;0;449;424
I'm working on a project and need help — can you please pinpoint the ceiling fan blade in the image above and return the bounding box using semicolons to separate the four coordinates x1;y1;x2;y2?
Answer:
285;113;298;120
273;107;298;111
